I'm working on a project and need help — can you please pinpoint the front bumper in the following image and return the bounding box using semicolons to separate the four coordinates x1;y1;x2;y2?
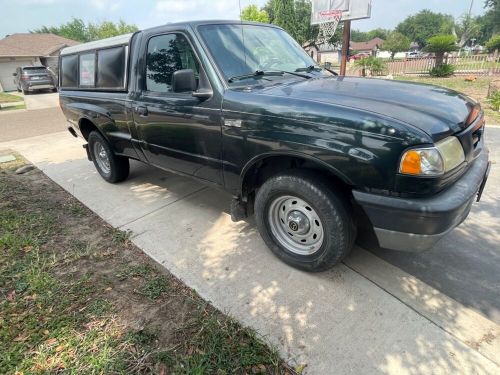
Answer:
353;150;490;251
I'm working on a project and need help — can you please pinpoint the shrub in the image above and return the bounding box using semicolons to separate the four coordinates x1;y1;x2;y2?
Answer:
485;35;500;53
488;90;500;111
429;63;455;77
354;56;387;76
425;35;457;66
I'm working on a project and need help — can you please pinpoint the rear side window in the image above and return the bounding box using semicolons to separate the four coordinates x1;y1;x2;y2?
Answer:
97;47;125;88
79;53;95;86
146;33;199;93
61;55;78;87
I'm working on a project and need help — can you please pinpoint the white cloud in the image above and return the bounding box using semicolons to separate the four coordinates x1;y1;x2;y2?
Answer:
17;0;62;4
90;0;121;11
152;0;255;22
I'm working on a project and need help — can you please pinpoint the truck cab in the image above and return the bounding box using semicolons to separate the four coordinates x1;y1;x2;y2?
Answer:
59;21;490;272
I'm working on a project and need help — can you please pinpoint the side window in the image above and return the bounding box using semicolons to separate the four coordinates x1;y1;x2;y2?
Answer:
79;53;95;87
61;55;78;88
146;33;200;93
97;47;125;88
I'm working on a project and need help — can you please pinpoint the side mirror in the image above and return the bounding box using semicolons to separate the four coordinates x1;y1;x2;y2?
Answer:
172;69;196;93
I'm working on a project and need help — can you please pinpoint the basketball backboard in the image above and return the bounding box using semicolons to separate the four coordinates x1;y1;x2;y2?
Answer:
311;0;372;24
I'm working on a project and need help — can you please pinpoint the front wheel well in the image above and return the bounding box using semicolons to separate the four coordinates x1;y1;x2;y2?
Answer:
241;155;352;201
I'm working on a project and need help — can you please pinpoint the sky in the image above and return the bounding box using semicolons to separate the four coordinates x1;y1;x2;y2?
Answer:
0;0;489;38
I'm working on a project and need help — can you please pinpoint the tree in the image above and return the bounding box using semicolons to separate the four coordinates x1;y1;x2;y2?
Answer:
241;4;270;23
33;18;88;42
485;0;500;33
263;0;277;23
294;0;318;45
272;0;298;40
382;32;411;59
396;10;454;47
454;14;480;48
88;20;138;41
32;18;138;42
351;28;390;42
354;56;387;77
485;35;500;52
425;35;458;66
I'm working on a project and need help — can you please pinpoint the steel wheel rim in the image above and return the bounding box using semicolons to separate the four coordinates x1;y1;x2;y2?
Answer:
268;195;324;256
93;141;111;174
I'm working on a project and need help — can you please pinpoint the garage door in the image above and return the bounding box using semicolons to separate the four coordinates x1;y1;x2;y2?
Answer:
0;60;32;91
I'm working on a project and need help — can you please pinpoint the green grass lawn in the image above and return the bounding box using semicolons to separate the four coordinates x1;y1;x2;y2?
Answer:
395;76;500;125
0;155;296;375
0;92;22;104
0;103;26;112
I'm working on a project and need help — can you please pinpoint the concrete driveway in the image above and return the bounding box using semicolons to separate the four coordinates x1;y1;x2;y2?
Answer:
19;91;58;110
1;126;499;374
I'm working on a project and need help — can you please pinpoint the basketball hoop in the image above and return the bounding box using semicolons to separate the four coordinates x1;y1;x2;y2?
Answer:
316;10;343;46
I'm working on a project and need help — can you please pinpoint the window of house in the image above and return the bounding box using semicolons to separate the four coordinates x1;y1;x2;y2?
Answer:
146;33;199;92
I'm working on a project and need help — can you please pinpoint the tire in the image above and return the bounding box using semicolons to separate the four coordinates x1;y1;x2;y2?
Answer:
254;171;356;272
88;131;129;183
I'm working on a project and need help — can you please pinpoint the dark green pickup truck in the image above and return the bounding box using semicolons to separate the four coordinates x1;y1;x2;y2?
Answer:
59;21;490;271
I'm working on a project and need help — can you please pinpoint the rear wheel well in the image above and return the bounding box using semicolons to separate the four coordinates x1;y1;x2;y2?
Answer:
242;156;352;201
79;118;100;141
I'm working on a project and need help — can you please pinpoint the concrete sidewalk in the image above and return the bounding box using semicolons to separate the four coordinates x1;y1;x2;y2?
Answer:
1;132;498;374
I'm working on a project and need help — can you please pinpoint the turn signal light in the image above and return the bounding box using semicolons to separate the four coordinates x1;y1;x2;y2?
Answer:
399;150;421;175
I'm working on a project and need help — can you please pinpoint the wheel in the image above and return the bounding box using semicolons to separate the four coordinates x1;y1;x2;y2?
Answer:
88;131;129;183
254;171;356;272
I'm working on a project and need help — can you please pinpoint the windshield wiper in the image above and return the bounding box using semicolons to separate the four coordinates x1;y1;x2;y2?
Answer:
295;65;322;72
296;65;339;76
228;70;282;83
228;70;311;83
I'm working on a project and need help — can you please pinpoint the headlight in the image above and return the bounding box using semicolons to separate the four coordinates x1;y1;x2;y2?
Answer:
399;137;465;176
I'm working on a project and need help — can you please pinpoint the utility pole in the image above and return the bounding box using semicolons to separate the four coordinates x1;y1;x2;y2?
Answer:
340;20;351;76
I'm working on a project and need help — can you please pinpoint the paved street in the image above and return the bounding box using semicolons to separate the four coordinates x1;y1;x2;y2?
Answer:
0;107;66;142
370;126;500;324
0;108;499;374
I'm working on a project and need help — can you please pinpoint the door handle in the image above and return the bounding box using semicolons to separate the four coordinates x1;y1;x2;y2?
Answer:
135;106;148;117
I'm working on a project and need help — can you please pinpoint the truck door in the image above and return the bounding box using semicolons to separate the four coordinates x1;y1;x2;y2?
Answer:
132;31;223;185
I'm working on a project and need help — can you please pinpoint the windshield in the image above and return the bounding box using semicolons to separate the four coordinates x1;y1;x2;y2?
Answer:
198;24;327;84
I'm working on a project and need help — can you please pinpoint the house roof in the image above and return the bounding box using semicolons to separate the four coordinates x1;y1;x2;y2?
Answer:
350;37;385;51
0;33;79;57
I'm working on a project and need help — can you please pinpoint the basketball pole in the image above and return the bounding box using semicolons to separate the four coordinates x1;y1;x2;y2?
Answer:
340;20;351;76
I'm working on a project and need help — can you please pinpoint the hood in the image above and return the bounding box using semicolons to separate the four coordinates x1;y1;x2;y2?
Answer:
259;76;476;141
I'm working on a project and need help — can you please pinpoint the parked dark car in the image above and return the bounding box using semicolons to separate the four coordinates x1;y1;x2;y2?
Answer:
13;66;56;94
58;21;490;272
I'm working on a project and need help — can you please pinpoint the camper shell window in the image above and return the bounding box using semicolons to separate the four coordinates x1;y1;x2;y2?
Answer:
97;47;126;89
61;55;79;88
60;45;127;90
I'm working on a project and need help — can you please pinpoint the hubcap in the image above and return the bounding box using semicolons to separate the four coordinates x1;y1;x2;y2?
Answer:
268;196;324;256
93;141;111;174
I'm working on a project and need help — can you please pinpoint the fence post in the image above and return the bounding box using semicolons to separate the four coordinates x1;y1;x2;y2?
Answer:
490;49;499;76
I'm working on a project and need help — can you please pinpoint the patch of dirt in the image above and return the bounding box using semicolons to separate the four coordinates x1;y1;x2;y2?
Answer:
0;158;295;374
